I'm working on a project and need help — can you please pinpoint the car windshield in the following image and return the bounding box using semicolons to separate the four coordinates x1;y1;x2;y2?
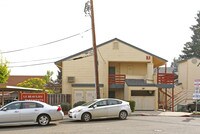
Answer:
82;100;96;106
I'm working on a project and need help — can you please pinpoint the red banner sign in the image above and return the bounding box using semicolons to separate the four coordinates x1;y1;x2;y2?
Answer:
19;93;48;103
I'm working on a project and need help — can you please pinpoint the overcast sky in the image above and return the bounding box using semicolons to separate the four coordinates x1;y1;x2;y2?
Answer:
0;0;200;78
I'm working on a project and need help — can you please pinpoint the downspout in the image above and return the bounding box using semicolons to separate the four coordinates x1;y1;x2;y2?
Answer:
165;63;167;110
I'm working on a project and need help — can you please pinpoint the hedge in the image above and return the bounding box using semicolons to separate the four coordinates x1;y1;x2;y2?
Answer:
127;100;136;112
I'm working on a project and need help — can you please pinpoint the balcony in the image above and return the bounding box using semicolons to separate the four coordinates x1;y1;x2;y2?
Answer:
157;73;175;88
157;73;174;84
108;74;126;88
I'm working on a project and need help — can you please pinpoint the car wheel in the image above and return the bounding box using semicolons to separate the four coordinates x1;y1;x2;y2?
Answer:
119;111;127;120
37;114;50;126
81;113;91;122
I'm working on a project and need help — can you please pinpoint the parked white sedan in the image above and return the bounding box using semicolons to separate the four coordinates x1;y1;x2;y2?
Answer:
0;100;64;126
68;98;131;122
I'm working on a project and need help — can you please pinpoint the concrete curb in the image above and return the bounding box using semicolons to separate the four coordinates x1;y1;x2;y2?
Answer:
130;111;194;117
158;112;192;117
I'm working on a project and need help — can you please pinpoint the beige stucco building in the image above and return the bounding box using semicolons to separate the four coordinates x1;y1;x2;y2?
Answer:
55;38;171;110
177;57;200;104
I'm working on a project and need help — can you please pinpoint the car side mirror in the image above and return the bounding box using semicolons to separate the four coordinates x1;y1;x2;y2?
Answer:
93;105;97;109
2;107;8;111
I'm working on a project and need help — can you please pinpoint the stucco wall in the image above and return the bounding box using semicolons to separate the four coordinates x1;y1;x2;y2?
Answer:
60;39;164;108
178;60;188;90
99;41;152;62
109;62;148;79
62;40;154;96
178;57;200;101
127;86;158;110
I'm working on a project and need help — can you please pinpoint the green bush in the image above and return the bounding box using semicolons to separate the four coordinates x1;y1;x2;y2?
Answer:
127;100;136;112
73;101;86;108
60;102;71;112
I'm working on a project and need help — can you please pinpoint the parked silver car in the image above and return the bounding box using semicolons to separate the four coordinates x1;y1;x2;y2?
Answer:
0;100;64;126
68;98;131;122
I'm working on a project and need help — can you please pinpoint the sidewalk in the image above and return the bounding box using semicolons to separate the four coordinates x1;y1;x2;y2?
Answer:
131;111;193;117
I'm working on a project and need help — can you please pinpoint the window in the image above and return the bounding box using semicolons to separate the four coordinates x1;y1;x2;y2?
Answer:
6;102;21;110
108;100;122;105
22;102;43;109
131;90;154;96
36;103;44;108
96;100;107;107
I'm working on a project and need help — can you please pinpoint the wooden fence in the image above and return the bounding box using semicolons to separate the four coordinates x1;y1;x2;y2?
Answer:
48;94;71;105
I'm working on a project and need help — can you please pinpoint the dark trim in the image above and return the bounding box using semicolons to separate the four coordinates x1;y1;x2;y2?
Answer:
55;38;167;64
109;84;124;89
157;84;174;88
71;83;104;88
125;79;157;87
127;84;157;87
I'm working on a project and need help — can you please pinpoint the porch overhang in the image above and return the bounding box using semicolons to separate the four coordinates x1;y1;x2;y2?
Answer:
153;56;167;68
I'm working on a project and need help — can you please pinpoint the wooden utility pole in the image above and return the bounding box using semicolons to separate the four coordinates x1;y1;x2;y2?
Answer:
85;0;100;99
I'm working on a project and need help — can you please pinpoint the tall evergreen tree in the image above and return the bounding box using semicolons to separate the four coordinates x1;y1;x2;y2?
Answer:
179;11;200;59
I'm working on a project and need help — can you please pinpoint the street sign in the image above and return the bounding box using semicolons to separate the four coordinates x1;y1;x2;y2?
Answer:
192;93;200;99
193;79;200;99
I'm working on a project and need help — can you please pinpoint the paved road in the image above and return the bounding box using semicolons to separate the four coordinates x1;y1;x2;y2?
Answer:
1;116;200;134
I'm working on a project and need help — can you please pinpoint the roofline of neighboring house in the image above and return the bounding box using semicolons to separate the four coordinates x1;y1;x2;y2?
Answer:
0;86;43;92
9;75;44;77
55;38;168;65
178;56;200;63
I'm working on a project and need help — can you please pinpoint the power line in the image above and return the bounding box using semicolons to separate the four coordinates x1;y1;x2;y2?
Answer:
97;49;106;64
8;54;93;68
9;56;65;64
2;28;91;54
8;61;54;68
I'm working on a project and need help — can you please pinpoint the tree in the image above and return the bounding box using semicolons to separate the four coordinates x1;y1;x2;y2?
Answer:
179;11;200;60
170;57;179;72
17;77;56;93
44;71;62;94
17;70;61;94
17;78;46;89
0;55;10;84
43;70;53;83
55;71;62;84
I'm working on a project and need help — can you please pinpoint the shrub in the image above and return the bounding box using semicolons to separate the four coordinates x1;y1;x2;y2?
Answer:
60;102;71;112
127;100;136;112
73;101;86;108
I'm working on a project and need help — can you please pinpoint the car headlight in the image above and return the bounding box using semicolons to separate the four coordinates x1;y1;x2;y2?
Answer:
72;109;82;113
77;109;82;112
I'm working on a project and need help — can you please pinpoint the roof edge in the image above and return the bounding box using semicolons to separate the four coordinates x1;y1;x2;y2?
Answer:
55;38;168;64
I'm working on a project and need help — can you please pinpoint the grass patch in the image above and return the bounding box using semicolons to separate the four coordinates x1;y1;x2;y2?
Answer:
192;111;200;115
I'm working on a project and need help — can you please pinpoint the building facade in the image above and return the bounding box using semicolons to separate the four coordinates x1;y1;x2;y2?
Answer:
177;57;200;104
55;38;169;110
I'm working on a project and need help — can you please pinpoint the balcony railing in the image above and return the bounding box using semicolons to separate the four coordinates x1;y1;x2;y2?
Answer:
157;73;174;84
109;74;126;84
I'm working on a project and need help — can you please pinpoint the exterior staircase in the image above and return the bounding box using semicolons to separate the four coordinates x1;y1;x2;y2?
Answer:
166;85;192;111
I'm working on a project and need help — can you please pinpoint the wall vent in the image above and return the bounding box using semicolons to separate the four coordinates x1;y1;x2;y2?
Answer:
67;76;75;83
191;58;197;64
113;42;119;50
